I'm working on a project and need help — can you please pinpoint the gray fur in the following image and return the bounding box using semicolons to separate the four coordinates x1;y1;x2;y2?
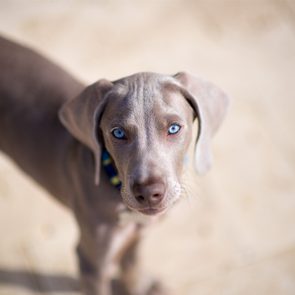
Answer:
0;36;228;295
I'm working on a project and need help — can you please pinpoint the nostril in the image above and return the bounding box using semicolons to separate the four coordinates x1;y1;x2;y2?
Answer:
150;192;163;204
151;193;161;199
133;181;166;206
135;195;145;204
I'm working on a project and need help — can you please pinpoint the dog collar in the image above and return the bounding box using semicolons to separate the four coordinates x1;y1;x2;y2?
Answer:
102;149;122;190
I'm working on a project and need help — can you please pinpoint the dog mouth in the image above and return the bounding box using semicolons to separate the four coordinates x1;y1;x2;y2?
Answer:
137;206;168;216
121;181;182;216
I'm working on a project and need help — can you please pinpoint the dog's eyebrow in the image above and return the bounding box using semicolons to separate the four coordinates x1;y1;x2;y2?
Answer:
108;84;129;97
161;80;182;93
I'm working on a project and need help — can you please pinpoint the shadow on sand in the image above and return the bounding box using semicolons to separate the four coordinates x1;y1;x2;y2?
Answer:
0;268;80;293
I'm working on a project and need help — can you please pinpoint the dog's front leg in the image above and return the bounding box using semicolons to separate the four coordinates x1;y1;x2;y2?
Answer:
76;222;120;295
76;218;142;295
118;229;167;295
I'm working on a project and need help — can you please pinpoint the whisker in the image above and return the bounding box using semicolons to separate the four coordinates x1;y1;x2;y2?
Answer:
181;186;194;208
180;174;202;212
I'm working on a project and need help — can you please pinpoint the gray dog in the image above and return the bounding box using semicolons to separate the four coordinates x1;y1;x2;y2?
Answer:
0;36;229;295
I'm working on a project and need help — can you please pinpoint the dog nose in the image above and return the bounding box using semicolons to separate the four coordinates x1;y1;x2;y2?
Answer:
133;182;166;207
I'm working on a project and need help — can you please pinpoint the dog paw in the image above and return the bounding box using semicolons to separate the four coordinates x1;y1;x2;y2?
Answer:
144;281;169;295
112;276;170;295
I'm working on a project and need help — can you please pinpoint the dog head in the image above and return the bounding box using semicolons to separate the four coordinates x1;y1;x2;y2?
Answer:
59;72;229;215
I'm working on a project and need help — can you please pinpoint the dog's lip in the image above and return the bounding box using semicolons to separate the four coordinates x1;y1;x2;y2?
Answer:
138;206;168;216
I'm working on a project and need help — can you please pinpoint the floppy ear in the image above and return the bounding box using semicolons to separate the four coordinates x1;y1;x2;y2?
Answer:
174;72;229;174
58;79;113;185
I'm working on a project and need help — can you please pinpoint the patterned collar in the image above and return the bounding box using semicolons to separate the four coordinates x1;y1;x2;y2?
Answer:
101;149;122;190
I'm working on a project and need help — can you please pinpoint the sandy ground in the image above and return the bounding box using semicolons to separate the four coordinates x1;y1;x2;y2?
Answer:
0;0;295;294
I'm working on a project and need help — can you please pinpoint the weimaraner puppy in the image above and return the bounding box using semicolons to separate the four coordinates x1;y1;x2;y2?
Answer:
0;36;229;295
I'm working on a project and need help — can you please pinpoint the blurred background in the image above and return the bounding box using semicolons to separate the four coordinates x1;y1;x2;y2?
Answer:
0;0;294;294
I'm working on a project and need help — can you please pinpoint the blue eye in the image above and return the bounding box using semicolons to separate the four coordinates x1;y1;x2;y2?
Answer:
111;127;126;139
168;123;181;135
